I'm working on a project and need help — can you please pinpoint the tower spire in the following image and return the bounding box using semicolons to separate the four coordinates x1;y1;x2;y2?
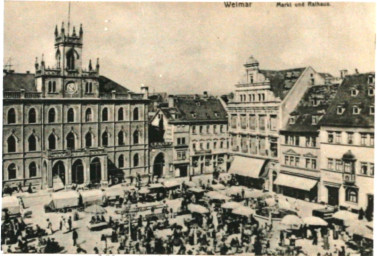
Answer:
67;2;71;36
55;25;58;37
89;59;92;71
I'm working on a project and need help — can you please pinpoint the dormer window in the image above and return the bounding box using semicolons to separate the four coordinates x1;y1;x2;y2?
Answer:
289;117;296;125
351;88;359;96
192;113;197;118
368;75;375;84
337;106;345;115
214;112;219;117
311;99;320;107
312;115;319;125
196;102;201;106
370;106;374;115
352;106;360;115
249;74;254;84
368;87;374;96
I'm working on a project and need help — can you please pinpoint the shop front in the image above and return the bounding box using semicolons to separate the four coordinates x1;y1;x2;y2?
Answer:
228;156;267;189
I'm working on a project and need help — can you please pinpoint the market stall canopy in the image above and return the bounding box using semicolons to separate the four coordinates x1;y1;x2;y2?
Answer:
281;214;303;229
205;191;230;201
184;181;197;188
188;204;209;214
229;156;265;179
85;204;107;214
2;196;20;215
80;190;105;205
104;187;125;200
265;198;277;207
346;222;373;240
245;190;264;198
163;180;181;189
138;187;150;194
219;172;232;181
51;191;80;209
155;229;173;239
188;187;205;194
332;210;358;223
303;216;328;226
149;183;164;189
221;201;243;210
225;186;249;196
210;184;226;191
232;206;255;216
274;174;317;191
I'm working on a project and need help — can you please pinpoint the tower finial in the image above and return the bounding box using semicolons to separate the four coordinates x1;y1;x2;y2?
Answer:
67;2;71;36
72;26;76;36
96;58;100;72
41;54;45;67
61;22;65;35
79;24;83;37
35;57;39;70
55;25;58;37
89;59;92;71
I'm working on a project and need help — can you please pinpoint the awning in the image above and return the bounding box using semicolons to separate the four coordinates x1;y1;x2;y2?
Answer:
274;173;317;191
229;156;265;179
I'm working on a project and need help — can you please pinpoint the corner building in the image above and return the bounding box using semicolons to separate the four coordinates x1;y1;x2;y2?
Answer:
227;56;326;190
3;23;149;190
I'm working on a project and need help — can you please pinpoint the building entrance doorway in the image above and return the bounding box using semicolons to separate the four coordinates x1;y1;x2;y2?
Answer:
153;153;165;178
90;158;102;184
52;161;65;185
72;160;84;184
327;186;339;206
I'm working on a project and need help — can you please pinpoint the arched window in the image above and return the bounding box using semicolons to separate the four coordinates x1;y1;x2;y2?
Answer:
102;108;108;121
48;81;52;93
66;132;75;150
85;108;92;122
48;134;56;150
118;155;124;168
102;132;109;147
66;49;76;70
346;188;358;203
53;81;56;92
133;108;139;121
28;134;37;151
133;130;139;144
7;108;16;124
118;131;124;145
67;108;74;122
28;108;36;123
118;108;124;121
7;135;16;153
48;108;56;123
8;164;16;180
29;162;37;178
133;154;139;167
85;132;92;148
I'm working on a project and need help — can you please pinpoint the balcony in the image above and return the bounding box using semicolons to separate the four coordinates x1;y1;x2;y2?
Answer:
232;146;239;152
4;90;42;99
44;147;106;159
150;142;173;149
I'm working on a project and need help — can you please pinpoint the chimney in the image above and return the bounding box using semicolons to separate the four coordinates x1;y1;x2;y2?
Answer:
340;69;348;79
203;91;208;98
168;95;175;108
26;71;30;74
141;86;149;99
355;68;359;74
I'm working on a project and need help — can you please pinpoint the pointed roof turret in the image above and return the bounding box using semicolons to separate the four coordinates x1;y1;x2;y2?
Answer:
96;58;100;71
72;26;76;36
89;59;92;71
55;25;58;37
79;24;83;37
61;22;65;35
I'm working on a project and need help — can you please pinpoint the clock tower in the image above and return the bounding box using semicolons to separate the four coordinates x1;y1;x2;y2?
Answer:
34;23;100;98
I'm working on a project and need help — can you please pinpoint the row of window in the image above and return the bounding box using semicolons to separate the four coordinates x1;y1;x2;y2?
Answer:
192;140;229;151
327;131;374;146
239;93;266;102
230;114;277;131
327;158;374;176
231;135;278;157
176;137;186;145
6;130;142;153
6;107;140;124
192;124;227;134
47;81;95;94
284;155;317;169
284;135;317;148
5;154;141;181
336;105;374;115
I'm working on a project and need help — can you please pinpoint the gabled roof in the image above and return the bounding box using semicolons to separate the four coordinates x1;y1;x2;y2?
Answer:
3;73;36;92
283;83;340;133
260;68;306;100
98;76;130;93
160;96;228;124
320;72;374;128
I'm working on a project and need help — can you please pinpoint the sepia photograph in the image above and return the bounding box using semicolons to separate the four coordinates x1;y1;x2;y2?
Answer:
1;1;375;255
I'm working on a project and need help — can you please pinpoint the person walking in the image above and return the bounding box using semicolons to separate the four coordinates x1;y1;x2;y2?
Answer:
72;229;78;246
68;216;72;232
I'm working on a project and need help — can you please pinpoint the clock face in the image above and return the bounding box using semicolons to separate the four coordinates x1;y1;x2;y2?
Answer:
66;82;77;94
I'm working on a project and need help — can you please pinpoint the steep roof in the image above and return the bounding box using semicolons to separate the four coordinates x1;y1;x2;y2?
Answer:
320;72;375;128
3;72;130;93
98;76;130;93
161;96;228;124
260;68;306;100
3;73;37;92
282;83;340;133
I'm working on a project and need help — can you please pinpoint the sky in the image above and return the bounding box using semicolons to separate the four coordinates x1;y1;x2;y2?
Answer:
4;2;376;95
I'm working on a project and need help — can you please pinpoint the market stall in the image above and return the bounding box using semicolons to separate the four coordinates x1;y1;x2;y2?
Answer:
80;190;105;206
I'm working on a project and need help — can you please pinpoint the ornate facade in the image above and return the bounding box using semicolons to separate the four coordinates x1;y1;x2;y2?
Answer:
3;23;149;190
